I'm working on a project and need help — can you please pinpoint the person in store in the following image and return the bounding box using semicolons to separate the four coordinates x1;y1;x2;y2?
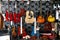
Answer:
0;13;4;30
0;13;8;35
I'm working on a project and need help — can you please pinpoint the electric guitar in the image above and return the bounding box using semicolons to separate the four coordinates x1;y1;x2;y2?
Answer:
56;9;60;21
37;0;45;23
17;26;27;37
25;11;35;23
13;0;25;23
40;36;48;40
43;23;52;33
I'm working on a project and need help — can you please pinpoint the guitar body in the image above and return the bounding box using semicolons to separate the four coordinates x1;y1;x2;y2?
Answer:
40;36;48;40
37;16;45;23
48;15;55;22
25;18;35;23
17;26;27;37
12;27;17;37
25;11;35;23
56;10;60;21
44;23;52;32
30;36;37;40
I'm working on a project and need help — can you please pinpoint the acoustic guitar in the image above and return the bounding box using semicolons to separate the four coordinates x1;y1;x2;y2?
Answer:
25;11;35;23
37;0;45;24
48;15;55;22
47;0;55;22
47;11;55;22
12;27;17;37
25;0;35;24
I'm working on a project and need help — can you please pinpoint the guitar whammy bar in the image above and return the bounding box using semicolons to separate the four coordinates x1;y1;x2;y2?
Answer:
0;0;60;40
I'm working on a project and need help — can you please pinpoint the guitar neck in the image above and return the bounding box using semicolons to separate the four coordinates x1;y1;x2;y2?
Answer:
15;0;17;13
0;0;2;13
40;0;42;15
8;0;10;13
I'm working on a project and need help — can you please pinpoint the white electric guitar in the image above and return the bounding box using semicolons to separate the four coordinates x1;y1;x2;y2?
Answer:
53;4;60;21
56;9;60;21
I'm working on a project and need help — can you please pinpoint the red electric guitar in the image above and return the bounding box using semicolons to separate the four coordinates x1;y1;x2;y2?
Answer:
43;23;52;33
17;26;27;37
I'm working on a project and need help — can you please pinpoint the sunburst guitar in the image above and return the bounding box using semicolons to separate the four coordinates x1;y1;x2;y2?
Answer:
37;0;45;23
12;27;17;37
25;11;35;23
37;16;45;23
